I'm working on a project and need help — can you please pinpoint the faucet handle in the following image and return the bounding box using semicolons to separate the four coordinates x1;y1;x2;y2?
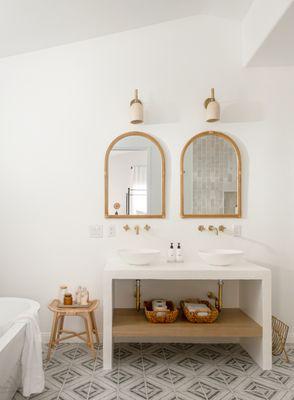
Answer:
218;225;226;233
123;224;130;231
198;225;205;232
144;224;151;231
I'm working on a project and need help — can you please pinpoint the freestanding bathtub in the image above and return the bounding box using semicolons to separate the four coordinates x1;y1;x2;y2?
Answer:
0;297;41;400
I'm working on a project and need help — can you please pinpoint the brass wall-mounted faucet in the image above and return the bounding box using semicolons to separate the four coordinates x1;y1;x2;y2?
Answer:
208;225;219;235
198;225;226;235
123;224;151;235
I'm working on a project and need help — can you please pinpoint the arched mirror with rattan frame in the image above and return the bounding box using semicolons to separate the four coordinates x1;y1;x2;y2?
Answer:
105;131;166;218
180;131;241;218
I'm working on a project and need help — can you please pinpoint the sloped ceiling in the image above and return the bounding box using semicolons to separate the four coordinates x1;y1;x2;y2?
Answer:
0;0;253;58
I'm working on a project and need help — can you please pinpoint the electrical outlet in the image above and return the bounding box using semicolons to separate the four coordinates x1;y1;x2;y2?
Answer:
89;225;103;238
232;224;242;237
108;224;116;238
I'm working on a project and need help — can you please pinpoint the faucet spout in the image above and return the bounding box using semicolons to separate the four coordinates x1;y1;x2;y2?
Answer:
134;225;140;235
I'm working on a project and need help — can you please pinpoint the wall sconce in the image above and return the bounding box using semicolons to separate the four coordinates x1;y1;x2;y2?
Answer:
130;89;143;124
204;88;220;122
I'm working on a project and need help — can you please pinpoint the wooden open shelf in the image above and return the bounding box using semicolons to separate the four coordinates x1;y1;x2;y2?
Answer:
113;308;262;338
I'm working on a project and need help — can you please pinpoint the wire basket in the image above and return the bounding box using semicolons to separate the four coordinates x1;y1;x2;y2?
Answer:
272;315;289;362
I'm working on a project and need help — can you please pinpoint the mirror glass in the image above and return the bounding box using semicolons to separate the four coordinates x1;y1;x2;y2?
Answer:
106;133;165;217
182;132;241;217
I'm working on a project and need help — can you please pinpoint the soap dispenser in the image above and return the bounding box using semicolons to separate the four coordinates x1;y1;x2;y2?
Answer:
167;242;175;263
176;243;183;263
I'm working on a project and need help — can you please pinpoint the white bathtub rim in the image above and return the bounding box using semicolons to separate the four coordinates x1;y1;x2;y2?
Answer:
0;297;40;353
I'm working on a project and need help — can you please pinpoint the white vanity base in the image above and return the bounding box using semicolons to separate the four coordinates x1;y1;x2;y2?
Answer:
103;260;271;370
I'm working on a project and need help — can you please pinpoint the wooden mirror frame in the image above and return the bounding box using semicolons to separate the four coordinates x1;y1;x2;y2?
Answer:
105;131;166;218
180;131;242;218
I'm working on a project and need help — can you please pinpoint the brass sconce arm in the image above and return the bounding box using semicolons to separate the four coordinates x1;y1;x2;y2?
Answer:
204;88;216;109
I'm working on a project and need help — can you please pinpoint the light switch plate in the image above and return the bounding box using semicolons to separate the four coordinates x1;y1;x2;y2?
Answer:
108;225;116;238
89;225;103;238
232;224;242;237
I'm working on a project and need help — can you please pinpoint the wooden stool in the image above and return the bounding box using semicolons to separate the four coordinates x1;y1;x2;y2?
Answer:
47;299;99;360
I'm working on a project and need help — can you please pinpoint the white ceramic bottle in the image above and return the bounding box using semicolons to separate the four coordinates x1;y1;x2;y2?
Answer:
58;285;68;303
167;243;175;263
81;287;89;305
76;286;82;305
176;243;183;263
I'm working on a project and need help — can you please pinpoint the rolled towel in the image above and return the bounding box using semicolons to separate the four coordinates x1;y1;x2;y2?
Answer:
152;300;167;311
197;312;209;317
185;303;210;313
153;306;168;312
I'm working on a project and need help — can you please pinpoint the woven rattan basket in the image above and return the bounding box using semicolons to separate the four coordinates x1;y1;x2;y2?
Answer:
181;299;219;323
144;301;179;323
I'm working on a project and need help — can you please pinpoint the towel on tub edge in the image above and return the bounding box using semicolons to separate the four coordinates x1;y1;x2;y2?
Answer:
15;312;45;397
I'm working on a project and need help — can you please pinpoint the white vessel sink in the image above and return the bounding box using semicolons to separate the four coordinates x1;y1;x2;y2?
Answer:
198;249;244;266
118;249;160;266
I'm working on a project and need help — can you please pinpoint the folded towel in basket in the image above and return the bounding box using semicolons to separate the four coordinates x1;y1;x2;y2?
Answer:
152;300;167;311
184;303;211;313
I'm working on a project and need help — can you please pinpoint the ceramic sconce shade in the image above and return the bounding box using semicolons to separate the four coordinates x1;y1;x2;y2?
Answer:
130;89;143;124
206;100;220;122
204;88;220;122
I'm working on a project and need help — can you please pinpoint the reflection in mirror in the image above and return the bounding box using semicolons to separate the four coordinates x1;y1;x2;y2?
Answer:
181;131;241;218
105;132;165;218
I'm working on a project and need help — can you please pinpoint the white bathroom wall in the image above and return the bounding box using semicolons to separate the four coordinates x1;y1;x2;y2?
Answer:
0;15;294;339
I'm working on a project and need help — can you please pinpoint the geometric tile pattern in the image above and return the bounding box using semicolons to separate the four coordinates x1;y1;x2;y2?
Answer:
12;342;294;400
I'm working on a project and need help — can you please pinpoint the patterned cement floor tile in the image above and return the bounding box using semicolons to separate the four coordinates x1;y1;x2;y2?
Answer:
118;377;148;400
72;355;103;376
69;377;117;400
234;377;288;400
167;353;209;376
32;392;60;400
11;391;29;400
213;365;247;391
118;356;146;375
144;377;174;400
178;379;220;400
251;368;294;390
12;343;294;400
197;367;231;390
192;346;227;364
142;354;168;375
143;368;175;390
